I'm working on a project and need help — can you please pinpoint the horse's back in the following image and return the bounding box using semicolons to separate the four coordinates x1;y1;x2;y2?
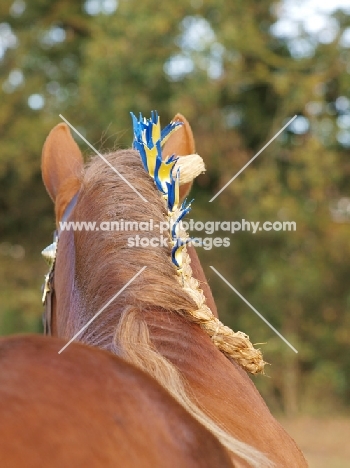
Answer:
0;335;232;468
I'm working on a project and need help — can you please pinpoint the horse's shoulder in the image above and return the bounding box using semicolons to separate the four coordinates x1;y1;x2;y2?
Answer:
0;334;233;468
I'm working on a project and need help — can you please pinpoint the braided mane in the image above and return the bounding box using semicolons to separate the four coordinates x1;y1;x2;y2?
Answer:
131;112;264;374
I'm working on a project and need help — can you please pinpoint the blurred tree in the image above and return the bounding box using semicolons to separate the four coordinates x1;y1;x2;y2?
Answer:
0;0;92;332
0;0;349;413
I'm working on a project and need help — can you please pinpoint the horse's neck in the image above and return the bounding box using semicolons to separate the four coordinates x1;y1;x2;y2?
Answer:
144;308;263;421
143;309;306;467
60;288;305;466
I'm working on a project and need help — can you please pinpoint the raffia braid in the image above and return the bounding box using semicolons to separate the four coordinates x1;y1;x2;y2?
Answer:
175;218;265;375
174;154;205;184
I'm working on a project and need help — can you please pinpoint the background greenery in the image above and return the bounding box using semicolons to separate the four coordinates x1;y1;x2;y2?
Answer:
1;0;350;416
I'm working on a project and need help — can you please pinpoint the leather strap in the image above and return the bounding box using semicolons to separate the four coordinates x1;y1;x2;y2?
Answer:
42;193;78;336
42;272;54;335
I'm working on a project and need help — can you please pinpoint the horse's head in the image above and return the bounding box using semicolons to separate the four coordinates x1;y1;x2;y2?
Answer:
40;114;219;336
42;114;199;224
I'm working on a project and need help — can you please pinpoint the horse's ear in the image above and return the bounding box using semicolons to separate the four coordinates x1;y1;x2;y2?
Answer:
42;123;83;201
162;114;196;201
42;123;83;218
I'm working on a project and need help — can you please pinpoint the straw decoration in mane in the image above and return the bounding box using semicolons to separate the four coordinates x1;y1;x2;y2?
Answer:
130;111;265;374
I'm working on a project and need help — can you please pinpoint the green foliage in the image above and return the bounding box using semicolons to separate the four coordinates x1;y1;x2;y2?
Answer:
1;0;350;413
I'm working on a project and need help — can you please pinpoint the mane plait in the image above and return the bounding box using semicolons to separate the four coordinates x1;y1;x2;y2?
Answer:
131;112;265;374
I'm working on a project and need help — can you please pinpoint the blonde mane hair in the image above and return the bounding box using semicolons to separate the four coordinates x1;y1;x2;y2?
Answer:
72;150;273;467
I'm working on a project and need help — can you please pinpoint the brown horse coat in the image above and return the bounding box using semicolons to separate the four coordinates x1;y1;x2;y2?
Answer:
40;118;308;467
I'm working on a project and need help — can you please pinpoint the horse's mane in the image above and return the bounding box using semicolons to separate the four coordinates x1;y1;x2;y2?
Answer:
71;150;273;467
73;150;198;341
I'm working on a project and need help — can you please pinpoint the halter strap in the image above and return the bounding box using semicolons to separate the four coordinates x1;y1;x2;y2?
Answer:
42;193;78;336
58;192;79;234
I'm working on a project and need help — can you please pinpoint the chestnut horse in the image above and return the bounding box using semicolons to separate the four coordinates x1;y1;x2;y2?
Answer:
41;117;307;467
0;334;233;468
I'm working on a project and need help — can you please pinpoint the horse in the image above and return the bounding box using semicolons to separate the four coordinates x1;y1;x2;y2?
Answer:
0;334;233;468
40;114;308;467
